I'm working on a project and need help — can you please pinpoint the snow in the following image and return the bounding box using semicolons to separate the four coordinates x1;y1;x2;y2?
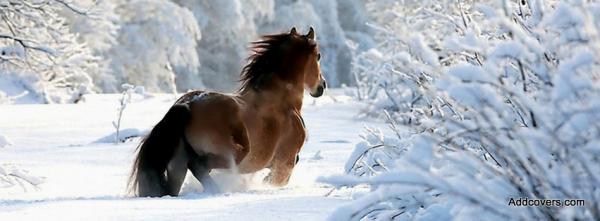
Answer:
0;134;11;148
0;90;384;220
94;128;147;144
445;62;493;83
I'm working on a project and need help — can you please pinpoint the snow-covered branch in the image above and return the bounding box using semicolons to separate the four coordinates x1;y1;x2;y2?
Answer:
327;0;600;220
0;0;100;103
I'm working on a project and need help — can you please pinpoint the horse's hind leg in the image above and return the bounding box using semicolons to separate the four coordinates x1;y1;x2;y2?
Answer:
165;139;188;196
187;152;221;193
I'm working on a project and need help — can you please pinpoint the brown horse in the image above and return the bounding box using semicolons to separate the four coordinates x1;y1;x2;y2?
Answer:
129;27;326;197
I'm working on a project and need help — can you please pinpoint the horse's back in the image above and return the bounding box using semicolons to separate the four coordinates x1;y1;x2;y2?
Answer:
184;91;244;121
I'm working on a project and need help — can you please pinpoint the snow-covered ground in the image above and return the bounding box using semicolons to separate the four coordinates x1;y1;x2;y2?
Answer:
0;90;381;220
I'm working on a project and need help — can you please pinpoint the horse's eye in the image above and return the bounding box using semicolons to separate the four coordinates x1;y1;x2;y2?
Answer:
317;53;321;60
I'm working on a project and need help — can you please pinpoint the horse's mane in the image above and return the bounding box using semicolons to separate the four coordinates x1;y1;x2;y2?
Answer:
239;33;293;93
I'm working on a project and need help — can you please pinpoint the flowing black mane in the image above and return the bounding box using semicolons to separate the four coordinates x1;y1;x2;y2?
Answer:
239;33;291;92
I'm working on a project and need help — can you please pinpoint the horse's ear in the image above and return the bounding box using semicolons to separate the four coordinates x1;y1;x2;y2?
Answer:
307;27;315;39
290;27;298;35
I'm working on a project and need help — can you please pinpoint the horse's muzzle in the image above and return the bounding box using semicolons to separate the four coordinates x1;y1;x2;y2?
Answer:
310;79;326;98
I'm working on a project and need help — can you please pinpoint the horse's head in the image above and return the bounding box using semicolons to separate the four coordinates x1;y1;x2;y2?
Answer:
291;27;326;98
239;27;326;98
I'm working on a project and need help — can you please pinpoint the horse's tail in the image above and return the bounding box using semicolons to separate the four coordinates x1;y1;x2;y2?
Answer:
128;104;191;197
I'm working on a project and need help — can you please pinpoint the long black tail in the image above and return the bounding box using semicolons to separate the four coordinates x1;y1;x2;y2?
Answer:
128;104;191;197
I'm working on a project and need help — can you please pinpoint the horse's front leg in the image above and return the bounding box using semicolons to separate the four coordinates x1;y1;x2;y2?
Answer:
264;150;299;186
264;115;306;186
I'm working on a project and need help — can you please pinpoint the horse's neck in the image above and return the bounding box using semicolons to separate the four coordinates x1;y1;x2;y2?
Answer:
240;85;304;113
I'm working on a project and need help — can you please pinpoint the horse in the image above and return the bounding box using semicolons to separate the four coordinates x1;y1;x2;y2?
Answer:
128;27;326;197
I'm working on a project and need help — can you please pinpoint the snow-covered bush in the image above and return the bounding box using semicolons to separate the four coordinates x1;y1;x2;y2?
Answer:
0;164;44;192
324;0;600;220
112;84;145;144
0;134;43;191
0;0;100;103
353;0;462;127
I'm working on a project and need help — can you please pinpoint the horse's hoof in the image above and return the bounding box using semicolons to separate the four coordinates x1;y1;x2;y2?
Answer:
263;174;273;184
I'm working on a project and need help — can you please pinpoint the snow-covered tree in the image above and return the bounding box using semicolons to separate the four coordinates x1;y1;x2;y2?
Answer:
171;0;272;91
61;0;120;93
108;0;202;93
172;0;373;90
324;0;600;220
1;0;378;101
0;0;100;104
259;0;373;87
